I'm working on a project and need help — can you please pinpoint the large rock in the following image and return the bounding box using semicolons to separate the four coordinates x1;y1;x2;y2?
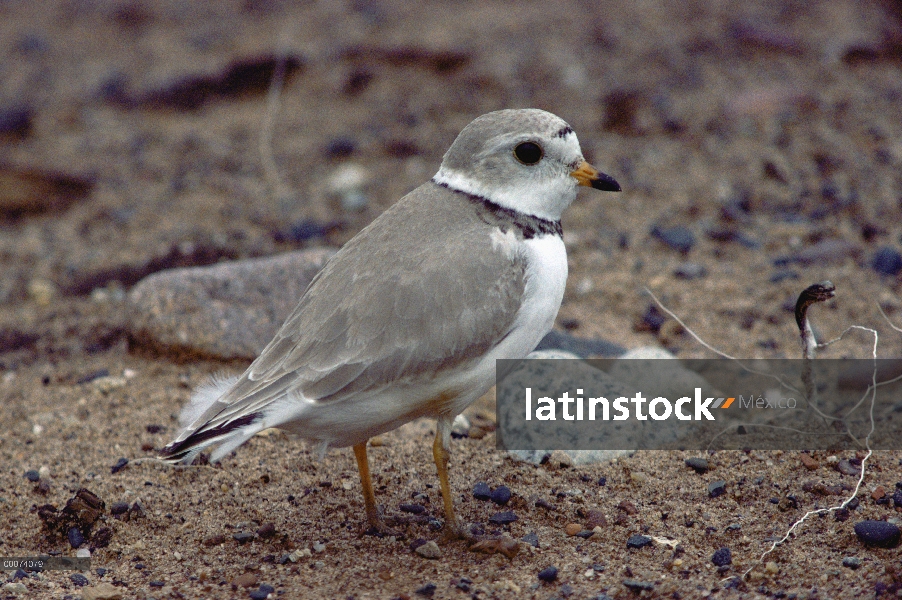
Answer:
127;248;335;360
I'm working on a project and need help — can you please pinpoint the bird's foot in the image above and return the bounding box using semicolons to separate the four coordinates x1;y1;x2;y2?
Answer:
440;519;477;544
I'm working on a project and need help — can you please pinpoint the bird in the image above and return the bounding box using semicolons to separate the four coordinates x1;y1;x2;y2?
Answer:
159;108;620;538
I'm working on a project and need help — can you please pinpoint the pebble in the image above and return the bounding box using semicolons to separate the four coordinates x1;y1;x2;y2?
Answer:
685;457;708;474
799;454;820;470
673;262;707;280
711;547;732;566
488;511;518;525
842;556;861;570
854;520;901;548
651;225;695;253
68;526;85;549
872;486;886;500
110;501;129;515
836;459;861;477
626;534;652;549
233;573;257;587
617;500;638;515
110;457;129;474
415;582;437;597
11;569;27;581
472;482;491;501
871;246;902;276
893;487;902;508
765;561;779;574
1;583;27;596
622;579;655;591
256;522;276;538
564;523;582;536
70;573;90;587
249;584;275;600
400;503;426;514
80;583;123;600
522;532;539;548
708;480;727;498
0;105;33;137
233;532;255;544
490;486;511;506
126;249;334;360
312;541;326;553
414;540;442;559
24;469;40;482
585;509;607;529
537;566;558;582
533;329;625;358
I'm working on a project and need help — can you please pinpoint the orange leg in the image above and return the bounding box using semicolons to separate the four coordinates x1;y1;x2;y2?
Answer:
433;418;467;540
352;441;380;529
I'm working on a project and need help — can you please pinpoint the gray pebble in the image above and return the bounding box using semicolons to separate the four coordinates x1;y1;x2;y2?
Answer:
711;547;731;566
488;511;518;525
626;534;652;549
708;480;727;498
472;482;491;501
674;262;707;280
69;573;89;587
233;532;255;544
24;470;39;482
651;225;695;253
685;458;708;473
872;246;902;276
622;579;655;591
842;556;861;569
534;329;625;358
537;566;558;582
414;540;441;559
522;532;539;547
127;249;334;360
490;486;511;506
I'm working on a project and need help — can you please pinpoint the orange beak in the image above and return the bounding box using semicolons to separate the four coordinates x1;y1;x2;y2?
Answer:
570;161;621;191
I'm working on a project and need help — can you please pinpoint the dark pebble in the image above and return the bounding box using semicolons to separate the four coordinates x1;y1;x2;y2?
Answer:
560;583;574;597
854;520;901;548
134;563;145;570
110;457;129;474
638;304;667;333
521;532;539;548
894;488;902;508
68;527;85;549
834;508;851;522
712;547;732;566
575;530;594;539
399;503;426;514
685;457;708;474
92;526;113;549
111;501;129;515
597;476;607;486
145;424;164;434
409;538;427;552
149;581;165;587
488;511;517;525
871;246;902;277
622;579;655;591
256;522;276;538
534;329;625;358
95;568;107;577
0;105;34;138
325;137;356;159
11;569;27;581
77;369;110;384
708;480;727;498
626;534;652;549
537;566;558;582
129;501;146;518
846;496;860;510
233;532;256;544
24;469;40;482
415;582;437;597
69;573;89;587
490;486;511;506
272;220;339;244
651;225;695;253
842;556;861;570
836;459;861;477
674;262;707;280
472;482;491;500
249;584;275;600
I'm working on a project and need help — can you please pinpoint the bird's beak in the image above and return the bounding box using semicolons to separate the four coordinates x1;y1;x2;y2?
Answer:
570;161;621;192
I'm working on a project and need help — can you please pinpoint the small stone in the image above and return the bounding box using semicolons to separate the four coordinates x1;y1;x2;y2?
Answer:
11;569;27;581
617;500;638;515
68;526;86;549
110;457;129;474
871;246;902;276
854;520;901;548
233;573;257;588
111;501;129;515
249;584;275;600
626;534;653;549
622;579;655;591
547;449;573;468
799;454;819;470
399;503;426;514
77;548;91;558
469;537;520;558
537;566;558;582
69;572;90;587
233;532;255;544
836;459;861;477
651;225;695;253
2;583;27;596
256;522;276;538
414;540;442;559
312;541;326;553
842;556;861;570
711;547;732;566
585;509;607;529
765;561;779;574
24;469;40;482
674;262;707;280
708;480;727;498
415;582;437;597
490;486;511;505
488;511;518;525
685;457;709;474
565;523;582;536
80;582;124;600
521;532;539;548
472;482;491;500
893;487;902;508
872;486;886;500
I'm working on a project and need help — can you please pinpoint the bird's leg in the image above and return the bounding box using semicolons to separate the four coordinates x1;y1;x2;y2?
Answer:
353;441;397;537
433;417;469;541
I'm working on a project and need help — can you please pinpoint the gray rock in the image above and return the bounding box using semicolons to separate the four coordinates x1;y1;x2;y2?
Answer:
127;248;335;360
414;540;441;559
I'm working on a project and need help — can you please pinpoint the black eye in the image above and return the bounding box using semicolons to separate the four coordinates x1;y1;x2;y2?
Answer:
514;141;543;165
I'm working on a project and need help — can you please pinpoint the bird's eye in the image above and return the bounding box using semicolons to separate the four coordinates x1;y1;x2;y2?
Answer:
513;141;543;165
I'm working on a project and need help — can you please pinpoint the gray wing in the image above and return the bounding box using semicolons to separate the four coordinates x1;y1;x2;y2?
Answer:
182;183;527;434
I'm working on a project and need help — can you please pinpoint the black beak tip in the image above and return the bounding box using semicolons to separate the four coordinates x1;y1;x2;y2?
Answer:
591;173;622;192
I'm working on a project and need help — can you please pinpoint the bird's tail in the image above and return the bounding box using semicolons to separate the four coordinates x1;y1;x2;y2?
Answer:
158;374;264;465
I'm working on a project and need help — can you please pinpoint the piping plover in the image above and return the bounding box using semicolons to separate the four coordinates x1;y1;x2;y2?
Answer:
160;108;620;537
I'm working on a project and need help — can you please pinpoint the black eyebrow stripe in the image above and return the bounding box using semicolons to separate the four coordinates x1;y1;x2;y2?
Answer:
555;126;573;138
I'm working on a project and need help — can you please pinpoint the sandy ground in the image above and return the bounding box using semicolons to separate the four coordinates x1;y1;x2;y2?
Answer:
2;1;902;598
